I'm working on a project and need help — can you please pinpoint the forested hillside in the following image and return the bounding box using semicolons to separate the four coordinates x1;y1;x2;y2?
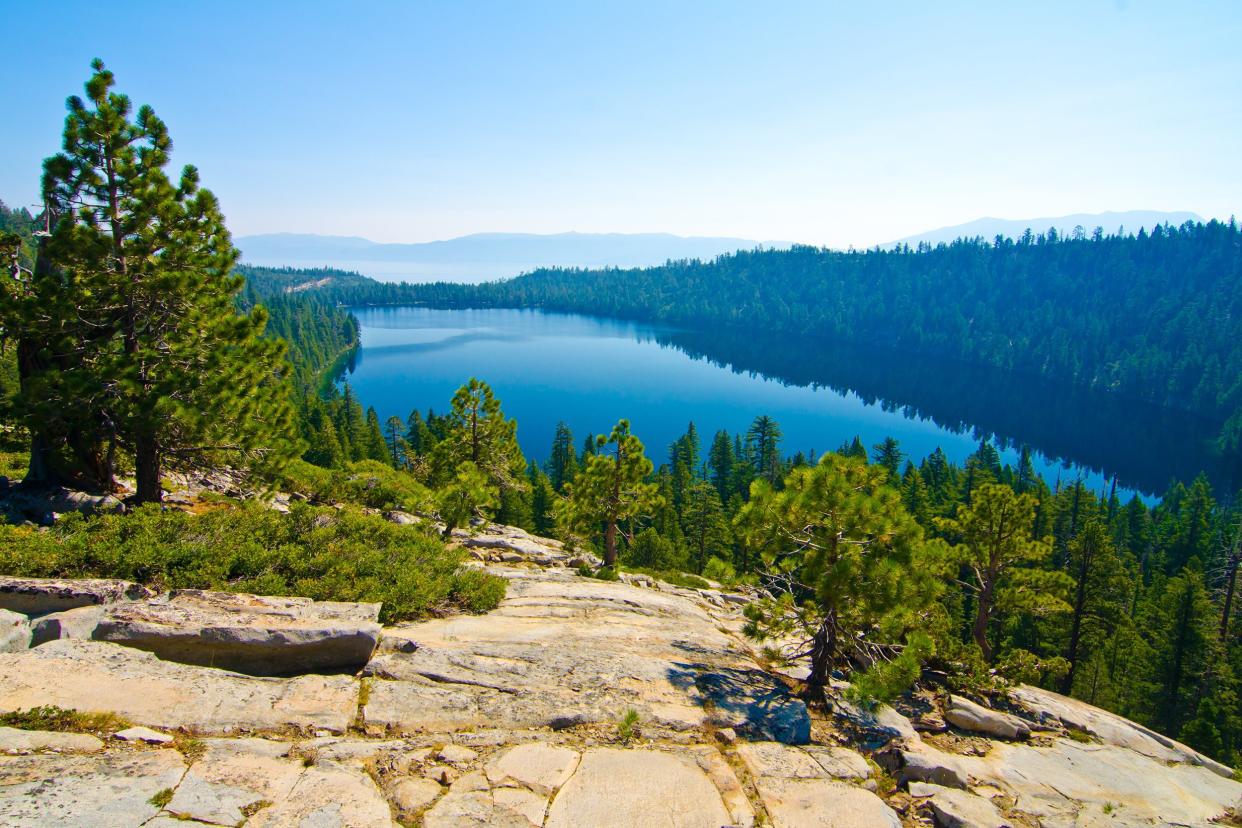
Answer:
371;222;1242;454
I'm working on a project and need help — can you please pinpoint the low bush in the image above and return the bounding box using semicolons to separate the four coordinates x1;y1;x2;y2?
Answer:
280;459;436;514
622;565;711;591
0;501;503;622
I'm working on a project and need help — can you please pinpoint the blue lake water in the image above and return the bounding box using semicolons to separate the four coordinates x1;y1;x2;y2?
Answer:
341;307;1235;500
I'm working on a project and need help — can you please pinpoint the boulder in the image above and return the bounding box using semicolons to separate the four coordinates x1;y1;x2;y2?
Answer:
899;745;971;789
944;695;1030;740
0;639;358;734
0;610;29;653
28;605;104;646
0;576;152;617
92;589;382;676
909;781;1009;828
544;748;732;828
0;487;123;525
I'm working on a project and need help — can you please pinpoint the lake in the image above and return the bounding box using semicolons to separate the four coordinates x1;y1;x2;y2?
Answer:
340;307;1236;499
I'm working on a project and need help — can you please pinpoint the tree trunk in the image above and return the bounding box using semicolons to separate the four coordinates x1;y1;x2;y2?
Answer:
604;519;618;567
134;436;162;504
805;616;836;700
1221;538;1240;639
23;431;56;486
1062;557;1092;693
973;582;994;662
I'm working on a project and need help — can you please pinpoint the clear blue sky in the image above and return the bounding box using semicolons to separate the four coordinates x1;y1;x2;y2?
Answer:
3;1;1239;246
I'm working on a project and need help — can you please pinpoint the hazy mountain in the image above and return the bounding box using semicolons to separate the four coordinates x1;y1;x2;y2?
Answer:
236;231;781;283
888;210;1202;248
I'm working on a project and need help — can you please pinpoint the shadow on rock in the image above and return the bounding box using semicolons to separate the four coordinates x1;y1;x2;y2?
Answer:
669;662;810;744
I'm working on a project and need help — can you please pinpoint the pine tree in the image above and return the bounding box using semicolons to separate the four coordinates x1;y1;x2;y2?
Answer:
707;429;734;501
528;466;556;536
938;483;1071;661
1016;446;1038;493
364;408;389;463
745;415;783;484
436;461;498;539
30;60;296;501
871;436;903;479
736;453;950;697
547;421;578;491
670;421;701;472
1148;570;1218;734
430;378;527;497
1061;520;1126;693
384;415;407;467
556;419;660;567
339;385;365;461
681;479;730;572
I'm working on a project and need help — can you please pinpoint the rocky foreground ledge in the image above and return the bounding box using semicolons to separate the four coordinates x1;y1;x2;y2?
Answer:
0;524;1236;827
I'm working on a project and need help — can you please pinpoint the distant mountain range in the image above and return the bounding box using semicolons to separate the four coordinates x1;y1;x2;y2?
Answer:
887;210;1202;248
237;211;1207;283
235;231;783;283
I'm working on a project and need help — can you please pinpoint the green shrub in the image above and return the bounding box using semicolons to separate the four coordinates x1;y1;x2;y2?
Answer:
701;556;737;584
846;633;934;706
624;528;686;571
994;648;1070;687
591;565;620;582
622;565;710;590
280;459;435;514
0;502;503;622
617;708;640;741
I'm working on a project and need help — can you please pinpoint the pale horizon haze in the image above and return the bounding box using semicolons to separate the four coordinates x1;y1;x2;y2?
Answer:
3;1;1239;247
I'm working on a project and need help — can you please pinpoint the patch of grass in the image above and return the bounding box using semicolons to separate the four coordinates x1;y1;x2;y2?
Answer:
149;788;174;808
0;449;27;482
173;735;206;763
617;708;640;742
1065;727;1093;743
865;756;896;797
0;501;505;623
0;706;130;736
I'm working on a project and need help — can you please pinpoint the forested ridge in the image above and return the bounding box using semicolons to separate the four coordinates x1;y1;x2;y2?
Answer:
347;222;1242;455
